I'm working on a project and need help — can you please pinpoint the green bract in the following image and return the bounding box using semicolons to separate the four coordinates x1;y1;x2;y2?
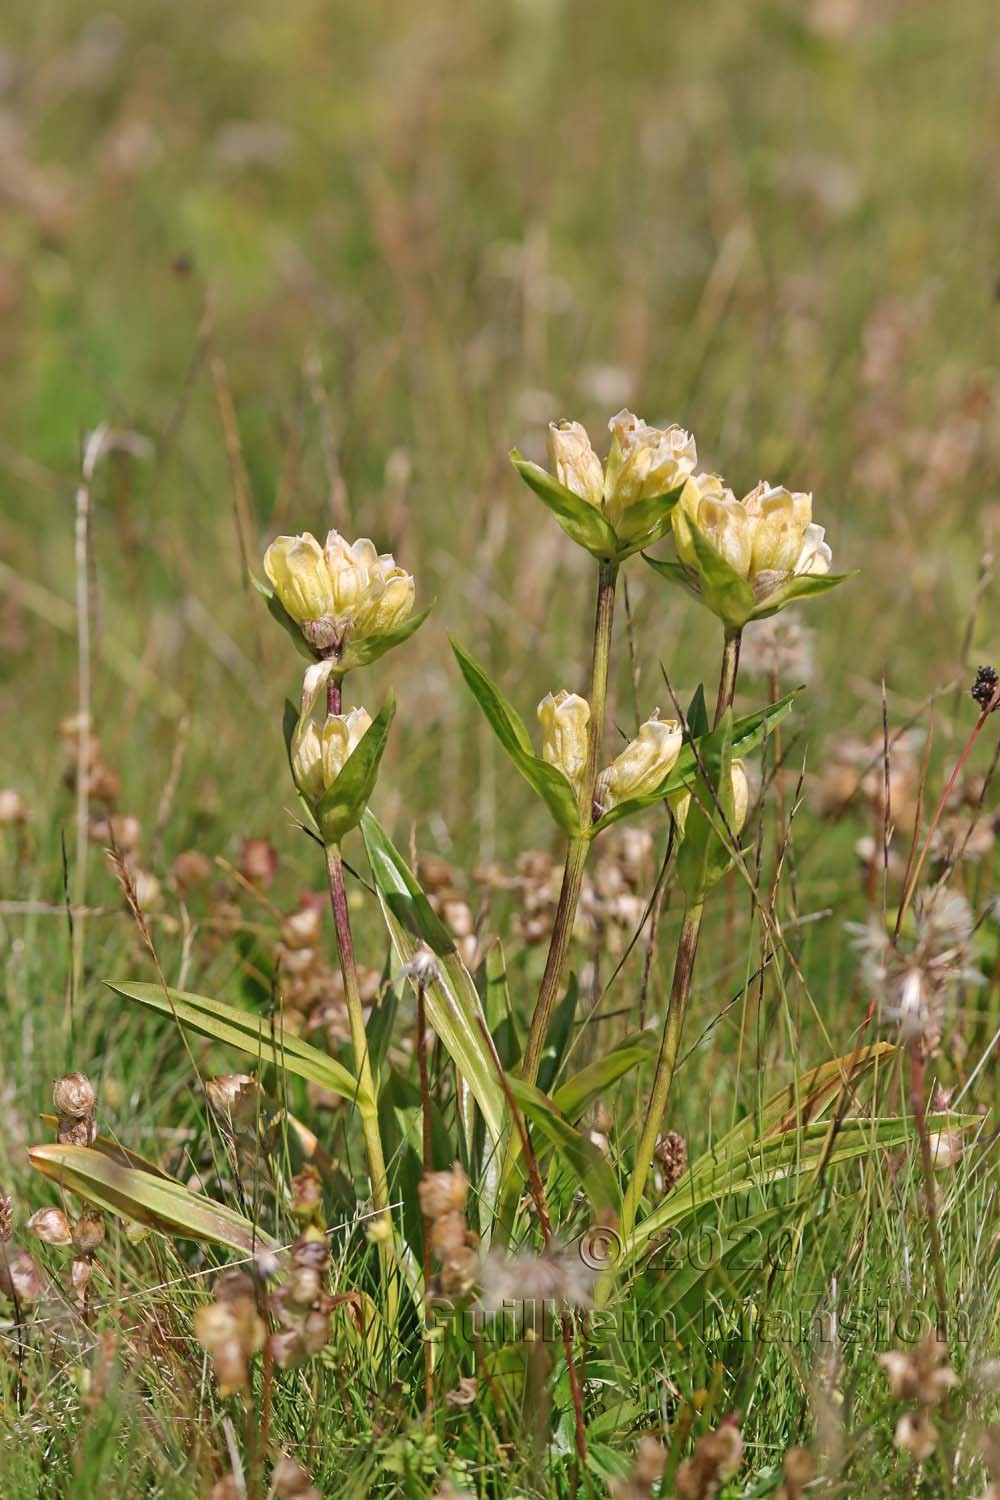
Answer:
645;512;853;631
510;452;685;563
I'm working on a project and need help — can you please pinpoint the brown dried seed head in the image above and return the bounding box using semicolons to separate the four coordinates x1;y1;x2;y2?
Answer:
272;1456;321;1499
430;1211;468;1258
210;1478;242;1500
438;1246;480;1297
0;788;29;825
290;1165;324;1223
655;1130;688;1191
268;1328;306;1369
291;1228;330;1270
634;1434;666;1484
301;1307;331;1355
418;1162;469;1220
281;905;324;950
53;1072;96;1118
67;1256;93;1303
205;1074;261;1134
0;1195;12;1242
777;1445;814;1499
286;1266;322;1307
72;1211;106;1256
27;1207;73;1246
58;1115;97;1147
171;848;213;894
240;837;279;888
0;1247;44;1304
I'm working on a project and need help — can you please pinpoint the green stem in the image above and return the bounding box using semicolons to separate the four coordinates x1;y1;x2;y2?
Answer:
714;627;742;726
620;625;742;1246
325;843;390;1221
620;899;703;1241
520;560;618;1086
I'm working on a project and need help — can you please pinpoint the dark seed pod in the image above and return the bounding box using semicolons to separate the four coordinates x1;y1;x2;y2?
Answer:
972;665;999;711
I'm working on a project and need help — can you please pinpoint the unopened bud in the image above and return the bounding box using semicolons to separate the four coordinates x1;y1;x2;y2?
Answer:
547;420;604;506
538;691;591;797
596;712;682;811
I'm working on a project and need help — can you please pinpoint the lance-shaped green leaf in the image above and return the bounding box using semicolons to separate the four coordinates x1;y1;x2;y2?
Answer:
510;451;619;559
506;1076;621;1214
623;1111;973;1271
451;638;583;836
29;1144;276;1253
609;481;687;558
38;1117;177;1180
591;692;797;836
751;571;856;619
105;980;371;1110
315;694;395;845
552;1029;659;1120
676;707;737;903
361;811;507;1150
338;601;434;671
643;552;698;596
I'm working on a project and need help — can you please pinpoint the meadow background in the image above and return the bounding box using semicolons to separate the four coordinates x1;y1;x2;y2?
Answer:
1;0;999;1495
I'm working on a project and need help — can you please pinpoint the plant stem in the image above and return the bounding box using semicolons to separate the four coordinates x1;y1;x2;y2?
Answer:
325;844;390;1221
521;560;618;1086
323;672;396;1320
620;899;704;1240
416;982;435;1411
714;627;742;726
621;625;742;1245
908;1042;954;1500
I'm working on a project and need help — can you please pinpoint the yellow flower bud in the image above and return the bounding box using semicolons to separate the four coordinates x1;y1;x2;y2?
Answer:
697;496;753;578
263;533;336;623
291;720;325;801
731;758;750;834
670;759;750;838
548;420;605;507
320;707;372;787
537;691;591;796
292;706;372;802
606;410;697;531
595;713;683;811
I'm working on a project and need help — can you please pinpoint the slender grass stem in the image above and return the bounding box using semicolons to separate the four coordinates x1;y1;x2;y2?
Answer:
908;1042;954;1500
521;560;618;1086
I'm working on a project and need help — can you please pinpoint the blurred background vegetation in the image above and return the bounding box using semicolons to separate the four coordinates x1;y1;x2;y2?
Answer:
0;1;998;1490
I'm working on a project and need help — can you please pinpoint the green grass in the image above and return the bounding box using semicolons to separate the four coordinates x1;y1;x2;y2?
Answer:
2;0;1000;1494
